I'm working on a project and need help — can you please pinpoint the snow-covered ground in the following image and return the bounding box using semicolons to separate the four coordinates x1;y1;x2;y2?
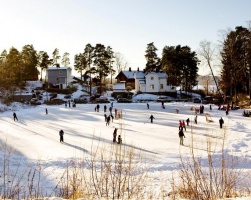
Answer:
0;95;251;199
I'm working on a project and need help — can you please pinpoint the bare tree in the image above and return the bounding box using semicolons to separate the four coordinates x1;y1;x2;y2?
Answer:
114;52;128;73
198;40;222;97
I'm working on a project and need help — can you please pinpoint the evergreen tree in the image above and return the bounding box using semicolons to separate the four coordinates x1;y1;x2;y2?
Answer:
145;42;161;72
106;46;115;84
220;26;251;100
20;45;39;81
38;51;52;81
162;45;199;93
0;50;8;88
93;44;110;94
61;52;70;67
52;48;61;67
6;47;21;85
84;44;95;95
74;53;87;81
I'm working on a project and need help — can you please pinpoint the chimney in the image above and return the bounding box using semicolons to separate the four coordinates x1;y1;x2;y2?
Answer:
137;67;139;72
129;67;131;71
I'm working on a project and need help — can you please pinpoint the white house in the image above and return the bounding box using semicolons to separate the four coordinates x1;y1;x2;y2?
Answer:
46;67;72;89
134;71;176;93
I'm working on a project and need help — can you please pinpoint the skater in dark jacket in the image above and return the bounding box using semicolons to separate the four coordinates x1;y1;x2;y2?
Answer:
149;114;155;123
13;112;18;121
113;128;117;143
96;104;100;112
114;108;118;118
179;129;185;145
45;108;48;115
194;115;198;124
219;117;224;129
104;105;107;112
117;135;122;144
147;103;149;109
186;118;190;126
106;115;111;126
109;106;112;115
59;130;64;143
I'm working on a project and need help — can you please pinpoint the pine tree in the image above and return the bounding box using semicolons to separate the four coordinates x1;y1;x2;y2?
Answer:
84;44;95;95
74;53;87;81
220;26;251;100
52;48;61;67
145;42;161;72
20;45;39;81
162;45;199;93
38;51;52;81
61;52;70;67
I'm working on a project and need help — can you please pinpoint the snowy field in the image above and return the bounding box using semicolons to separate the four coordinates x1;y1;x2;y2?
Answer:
0;100;251;199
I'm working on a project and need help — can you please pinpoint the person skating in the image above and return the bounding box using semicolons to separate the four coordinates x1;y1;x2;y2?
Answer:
13;112;18;121
109;106;112;115
210;104;212;110
194;115;197;124
96;104;100;112
114;108;118;118
219;117;224;129
59;130;64;143
106;115;111;126
45;108;48;115
104;105;107;112
149;114;155;123
117;135;122;144
182;120;186;131
147;103;149;109
179;129;185;145
226;104;230;115
104;114;107;121
186;118;190;126
179;120;183;130
113;128;117;143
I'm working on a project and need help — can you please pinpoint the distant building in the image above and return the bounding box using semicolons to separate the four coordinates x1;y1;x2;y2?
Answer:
46;67;72;89
196;75;221;94
115;68;176;95
115;67;137;89
135;71;176;93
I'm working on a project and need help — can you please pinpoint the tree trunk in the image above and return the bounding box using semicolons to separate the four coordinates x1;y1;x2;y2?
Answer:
207;60;222;98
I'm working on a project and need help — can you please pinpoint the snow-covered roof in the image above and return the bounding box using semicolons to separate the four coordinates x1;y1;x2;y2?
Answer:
145;72;167;78
122;70;137;79
134;71;146;79
47;67;72;70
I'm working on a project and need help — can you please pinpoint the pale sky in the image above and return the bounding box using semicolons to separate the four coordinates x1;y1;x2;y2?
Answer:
0;0;250;75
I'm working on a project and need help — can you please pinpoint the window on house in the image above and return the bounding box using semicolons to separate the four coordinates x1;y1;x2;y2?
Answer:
151;77;154;80
160;84;163;89
150;84;154;90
